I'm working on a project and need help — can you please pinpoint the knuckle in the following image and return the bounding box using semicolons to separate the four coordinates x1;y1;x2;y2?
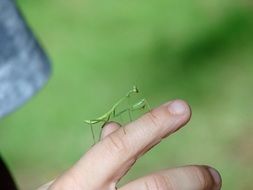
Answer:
143;110;163;131
49;175;81;190
145;175;174;190
191;166;215;190
105;132;129;155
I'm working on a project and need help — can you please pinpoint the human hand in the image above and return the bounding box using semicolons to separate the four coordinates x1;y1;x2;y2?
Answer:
38;100;222;190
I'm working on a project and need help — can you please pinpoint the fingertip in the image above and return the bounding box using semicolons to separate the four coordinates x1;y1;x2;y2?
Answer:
167;99;192;124
206;166;222;189
167;99;191;115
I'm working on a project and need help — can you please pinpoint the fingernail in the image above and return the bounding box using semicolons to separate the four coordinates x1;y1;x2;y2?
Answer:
208;167;222;188
167;100;186;115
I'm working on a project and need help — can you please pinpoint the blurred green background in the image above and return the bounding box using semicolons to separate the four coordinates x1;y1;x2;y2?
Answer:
1;0;253;189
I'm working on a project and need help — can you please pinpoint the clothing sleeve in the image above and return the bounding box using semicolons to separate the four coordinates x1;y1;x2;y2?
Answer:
0;0;52;189
0;0;51;118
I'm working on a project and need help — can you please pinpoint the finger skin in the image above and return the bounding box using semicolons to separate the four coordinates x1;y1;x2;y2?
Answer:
101;122;121;139
37;181;54;190
119;165;222;190
50;100;191;190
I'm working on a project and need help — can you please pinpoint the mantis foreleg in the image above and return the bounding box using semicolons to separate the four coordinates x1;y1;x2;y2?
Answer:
90;123;96;144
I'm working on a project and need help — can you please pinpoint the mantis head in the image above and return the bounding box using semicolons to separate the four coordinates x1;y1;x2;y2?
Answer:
132;85;139;93
126;85;139;97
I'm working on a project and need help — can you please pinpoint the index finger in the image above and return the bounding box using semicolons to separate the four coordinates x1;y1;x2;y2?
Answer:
66;100;191;188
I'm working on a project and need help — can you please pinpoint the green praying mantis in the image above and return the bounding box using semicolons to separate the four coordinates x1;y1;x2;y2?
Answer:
84;86;151;143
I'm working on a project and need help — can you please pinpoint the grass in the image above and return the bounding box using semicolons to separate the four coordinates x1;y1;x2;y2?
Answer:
0;0;253;189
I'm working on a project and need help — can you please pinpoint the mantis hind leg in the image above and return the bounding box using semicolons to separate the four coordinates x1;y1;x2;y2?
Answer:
143;98;152;112
127;97;133;122
114;108;127;135
117;110;126;134
123;97;133;134
142;98;157;120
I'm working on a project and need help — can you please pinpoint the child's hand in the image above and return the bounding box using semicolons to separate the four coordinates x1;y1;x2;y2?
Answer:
39;100;222;190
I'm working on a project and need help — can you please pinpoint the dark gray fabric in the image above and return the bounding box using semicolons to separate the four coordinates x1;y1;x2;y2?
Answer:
0;0;51;118
0;156;17;190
